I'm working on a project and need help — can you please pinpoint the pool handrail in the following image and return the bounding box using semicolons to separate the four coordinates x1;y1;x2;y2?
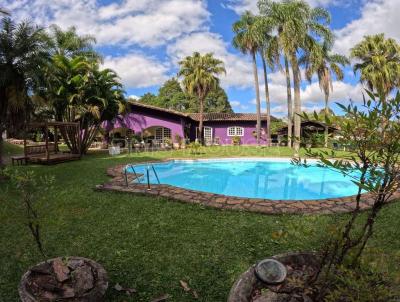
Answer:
124;163;161;187
124;164;142;186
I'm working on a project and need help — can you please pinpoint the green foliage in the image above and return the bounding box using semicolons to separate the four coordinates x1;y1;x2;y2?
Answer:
138;78;232;113
324;267;398;302
45;55;126;153
297;91;400;300
0;18;50;165
174;134;183;148
231;136;241;145
0;146;397;301
47;24;99;60
258;0;333;151
270;120;286;134
2;168;54;258
193;86;233;113
138;92;158;105
163;138;172;146
351;34;400;101
178;52;226;144
188;141;202;154
232;11;263;143
302;133;325;148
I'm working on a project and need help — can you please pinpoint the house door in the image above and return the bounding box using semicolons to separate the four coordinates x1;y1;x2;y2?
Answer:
196;127;213;144
204;127;213;145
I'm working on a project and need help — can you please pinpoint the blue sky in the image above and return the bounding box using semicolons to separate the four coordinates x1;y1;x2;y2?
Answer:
5;0;400;117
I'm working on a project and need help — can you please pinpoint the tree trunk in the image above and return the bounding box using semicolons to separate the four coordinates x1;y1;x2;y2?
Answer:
284;56;293;148
0;129;4;168
252;51;261;146
324;93;329;148
291;53;301;156
198;94;204;145
0;87;8;168
261;54;271;147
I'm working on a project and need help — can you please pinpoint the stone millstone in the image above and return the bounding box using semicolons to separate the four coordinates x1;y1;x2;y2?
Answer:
52;258;70;282
73;265;95;295
255;259;287;284
19;257;108;302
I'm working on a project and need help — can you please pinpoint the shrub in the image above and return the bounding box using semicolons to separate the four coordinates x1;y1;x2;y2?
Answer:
324;267;397;302
2;168;54;258
295;90;400;300
232;136;241;145
188;141;201;154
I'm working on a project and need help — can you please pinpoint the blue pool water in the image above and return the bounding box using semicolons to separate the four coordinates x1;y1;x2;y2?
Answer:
126;158;360;200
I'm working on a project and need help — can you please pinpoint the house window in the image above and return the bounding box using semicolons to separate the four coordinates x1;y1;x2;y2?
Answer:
204;127;213;143
227;126;244;137
155;127;171;141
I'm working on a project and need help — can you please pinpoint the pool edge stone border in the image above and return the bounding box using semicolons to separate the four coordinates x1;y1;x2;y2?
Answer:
96;160;400;215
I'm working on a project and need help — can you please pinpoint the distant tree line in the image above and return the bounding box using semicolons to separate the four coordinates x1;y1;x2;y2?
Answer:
135;77;233;114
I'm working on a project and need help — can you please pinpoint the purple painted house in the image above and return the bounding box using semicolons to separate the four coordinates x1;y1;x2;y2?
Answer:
103;102;276;145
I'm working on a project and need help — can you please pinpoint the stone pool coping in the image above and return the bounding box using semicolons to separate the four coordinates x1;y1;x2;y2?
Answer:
96;158;400;215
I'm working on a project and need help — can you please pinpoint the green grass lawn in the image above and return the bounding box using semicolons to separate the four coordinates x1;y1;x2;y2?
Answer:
1;147;399;301
3;141;24;156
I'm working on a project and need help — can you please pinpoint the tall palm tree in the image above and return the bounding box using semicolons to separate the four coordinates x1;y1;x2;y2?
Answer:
47;25;100;60
0;18;49;166
232;11;263;145
45;55;125;154
351;34;400;104
265;32;293;147
302;41;349;147
256;16;273;146
178;52;225;144
45;55;126;154
259;0;332;154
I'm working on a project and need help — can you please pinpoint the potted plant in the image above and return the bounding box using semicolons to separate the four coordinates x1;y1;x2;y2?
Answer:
188;141;201;154
163;138;172;149
232;136;241;146
228;92;400;301
4;168;108;301
174;134;182;149
228;252;320;302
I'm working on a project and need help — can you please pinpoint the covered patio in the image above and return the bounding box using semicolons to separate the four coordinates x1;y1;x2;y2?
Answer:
24;121;81;165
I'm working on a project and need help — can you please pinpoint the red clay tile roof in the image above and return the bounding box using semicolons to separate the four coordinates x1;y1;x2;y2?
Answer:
188;112;276;121
129;101;189;118
130;101;277;122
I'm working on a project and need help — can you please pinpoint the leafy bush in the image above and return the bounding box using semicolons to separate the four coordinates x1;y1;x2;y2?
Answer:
174;134;183;148
232;136;241;145
295;91;400;300
324;267;398;302
2;168;54;258
163;138;172;146
188;141;202;154
302;133;324;147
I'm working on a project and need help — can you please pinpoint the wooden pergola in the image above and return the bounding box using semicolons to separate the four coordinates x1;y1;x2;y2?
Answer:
24;121;81;165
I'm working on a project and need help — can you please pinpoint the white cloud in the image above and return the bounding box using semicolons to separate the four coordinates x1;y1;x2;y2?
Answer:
6;0;210;47
302;81;364;104
128;95;140;100
224;0;344;15
249;77;363;117
333;0;400;55
271;105;287;115
103;53;170;88
167;32;254;88
230;100;241;107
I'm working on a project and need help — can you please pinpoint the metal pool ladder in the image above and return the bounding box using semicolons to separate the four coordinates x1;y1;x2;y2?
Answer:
124;164;160;189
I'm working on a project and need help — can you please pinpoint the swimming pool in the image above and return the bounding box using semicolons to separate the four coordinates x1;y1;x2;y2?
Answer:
126;158;360;200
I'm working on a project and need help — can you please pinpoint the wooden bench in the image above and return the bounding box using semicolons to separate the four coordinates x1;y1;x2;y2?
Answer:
25;143;57;156
11;155;27;166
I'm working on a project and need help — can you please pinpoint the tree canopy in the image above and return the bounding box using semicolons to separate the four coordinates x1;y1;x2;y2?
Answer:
137;77;233;114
